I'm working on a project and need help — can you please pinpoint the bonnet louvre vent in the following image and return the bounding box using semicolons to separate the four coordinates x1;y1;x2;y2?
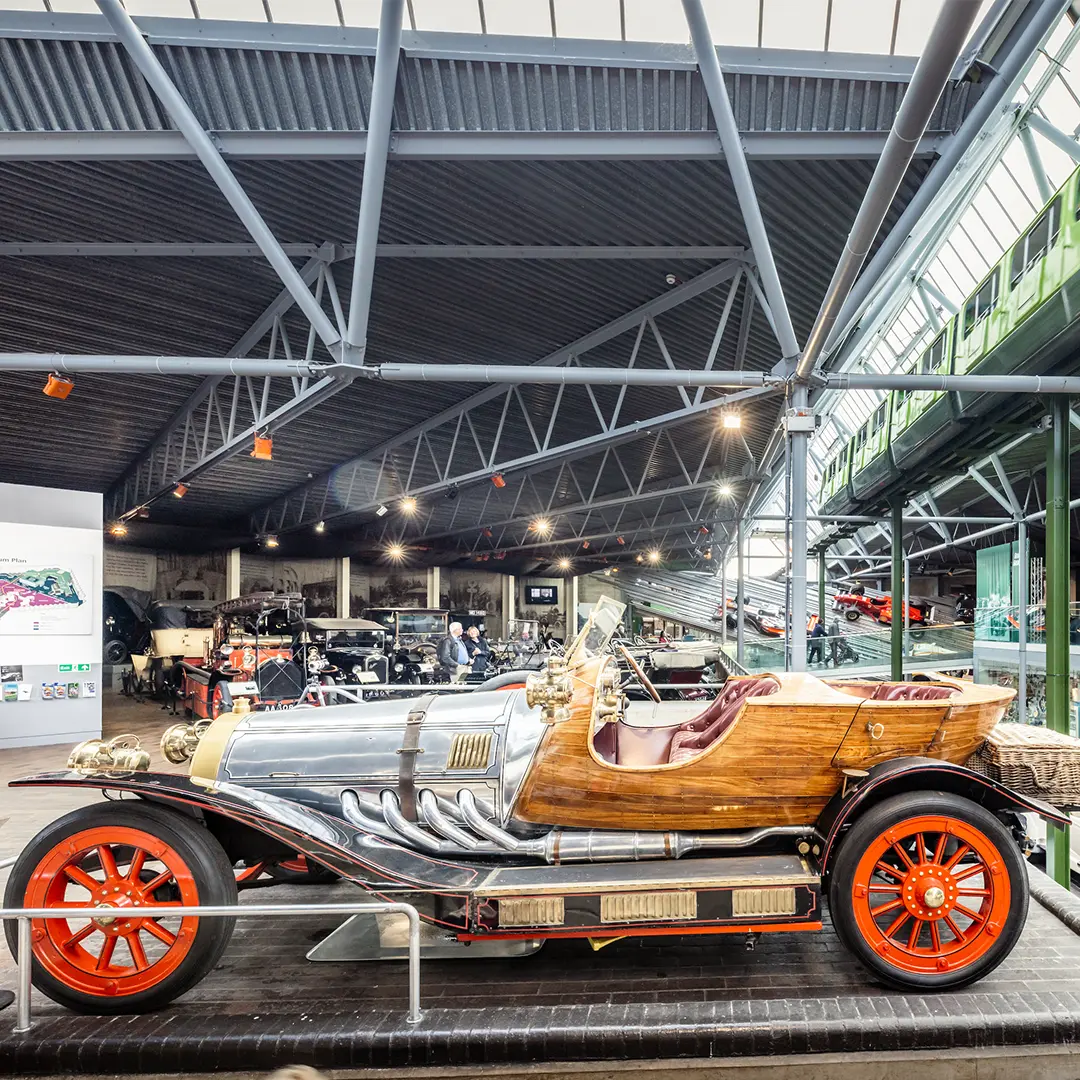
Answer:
447;732;493;770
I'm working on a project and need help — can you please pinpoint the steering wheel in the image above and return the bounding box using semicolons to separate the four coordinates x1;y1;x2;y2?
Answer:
617;644;662;704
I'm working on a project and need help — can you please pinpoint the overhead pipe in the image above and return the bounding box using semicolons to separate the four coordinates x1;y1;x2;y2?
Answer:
797;0;983;380
819;0;1067;360
0;354;327;377
94;0;342;354
681;0;800;361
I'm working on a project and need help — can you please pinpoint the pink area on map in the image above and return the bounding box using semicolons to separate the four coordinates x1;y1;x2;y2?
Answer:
0;582;68;611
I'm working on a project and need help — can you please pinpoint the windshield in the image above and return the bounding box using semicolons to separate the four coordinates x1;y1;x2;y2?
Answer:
564;595;626;669
327;631;384;648
398;613;447;637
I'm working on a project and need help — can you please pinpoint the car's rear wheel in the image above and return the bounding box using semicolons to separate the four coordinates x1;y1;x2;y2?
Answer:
844;609;861;622
4;801;236;1014
829;791;1027;990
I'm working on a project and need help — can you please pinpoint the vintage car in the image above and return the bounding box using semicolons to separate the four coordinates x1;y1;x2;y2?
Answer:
4;598;1073;1015
302;617;437;687
177;593;307;718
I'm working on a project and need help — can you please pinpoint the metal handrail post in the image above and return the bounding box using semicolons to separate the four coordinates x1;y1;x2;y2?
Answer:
1;901;422;1032
14;918;30;1033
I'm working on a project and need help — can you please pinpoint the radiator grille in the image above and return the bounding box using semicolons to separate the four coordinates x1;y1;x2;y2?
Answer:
498;897;565;927
600;891;696;923
731;887;797;917
446;732;493;770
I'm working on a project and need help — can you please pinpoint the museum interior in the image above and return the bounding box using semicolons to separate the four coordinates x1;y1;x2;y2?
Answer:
6;0;1080;1076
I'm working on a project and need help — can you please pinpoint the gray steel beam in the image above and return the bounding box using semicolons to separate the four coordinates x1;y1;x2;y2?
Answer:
345;0;404;358
93;0;341;354
0;243;749;260
820;0;1068;358
0;129;946;162
247;259;753;531
1019;122;1054;203
683;0;800;360
788;386;809;671
796;0;981;379
1024;113;1080;163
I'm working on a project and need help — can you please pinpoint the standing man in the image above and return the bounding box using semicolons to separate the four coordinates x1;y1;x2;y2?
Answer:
465;624;490;673
437;621;469;680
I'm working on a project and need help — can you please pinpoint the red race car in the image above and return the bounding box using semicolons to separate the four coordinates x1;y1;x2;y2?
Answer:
833;591;930;626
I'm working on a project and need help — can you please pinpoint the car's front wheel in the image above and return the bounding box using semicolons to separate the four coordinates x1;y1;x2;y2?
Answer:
829;791;1027;990
4;801;237;1014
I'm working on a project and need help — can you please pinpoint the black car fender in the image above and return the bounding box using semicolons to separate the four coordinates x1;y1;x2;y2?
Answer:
816;756;1069;885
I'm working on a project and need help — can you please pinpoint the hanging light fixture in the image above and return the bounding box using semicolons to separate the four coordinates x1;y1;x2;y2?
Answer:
400;496;418;514
250;433;273;461
42;373;74;400
173;483;189;499
108;522;128;538
491;473;506;488
314;520;326;534
264;535;279;548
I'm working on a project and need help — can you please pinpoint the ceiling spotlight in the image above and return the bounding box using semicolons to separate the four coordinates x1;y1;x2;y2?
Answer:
482;527;493;538
582;540;590;550
400;496;417;515
250;433;273;461
698;525;710;535
717;482;733;497
664;272;681;287
721;411;742;430
43;372;74;400
386;542;406;562
647;549;661;563
531;517;551;535
314;520;326;534
491;473;506;488
108;522;128;538
173;483;189;499
445;485;459;501
616;536;625;545
375;504;389;517
635;554;644;563
265;535;279;548
610;567;619;574
703;549;713;561
558;557;571;571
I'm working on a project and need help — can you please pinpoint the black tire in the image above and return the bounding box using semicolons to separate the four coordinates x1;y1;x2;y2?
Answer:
4;801;237;1014
103;639;129;665
829;791;1027;991
475;670;533;691
844;609;861;622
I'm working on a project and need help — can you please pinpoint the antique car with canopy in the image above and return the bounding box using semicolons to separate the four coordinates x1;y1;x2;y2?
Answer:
5;598;1076;1015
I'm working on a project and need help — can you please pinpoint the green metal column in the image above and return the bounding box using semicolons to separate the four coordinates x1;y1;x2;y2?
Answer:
818;551;826;622
1045;397;1072;888
891;500;904;680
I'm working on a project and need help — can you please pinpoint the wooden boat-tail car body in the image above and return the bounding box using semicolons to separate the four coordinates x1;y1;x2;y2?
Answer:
4;598;1073;1014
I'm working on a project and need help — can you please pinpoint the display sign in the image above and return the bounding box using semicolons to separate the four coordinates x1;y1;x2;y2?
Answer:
0;523;95;638
525;585;559;605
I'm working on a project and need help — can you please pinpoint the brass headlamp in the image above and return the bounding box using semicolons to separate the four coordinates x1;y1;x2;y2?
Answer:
67;734;151;774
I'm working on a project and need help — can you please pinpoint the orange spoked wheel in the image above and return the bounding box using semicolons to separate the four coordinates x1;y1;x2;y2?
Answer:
830;792;1028;990
4;802;236;1014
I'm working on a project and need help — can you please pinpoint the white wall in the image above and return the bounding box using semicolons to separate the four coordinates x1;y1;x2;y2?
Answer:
0;482;102;749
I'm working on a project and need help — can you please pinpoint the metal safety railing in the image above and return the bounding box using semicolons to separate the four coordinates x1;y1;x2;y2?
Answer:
0;899;422;1033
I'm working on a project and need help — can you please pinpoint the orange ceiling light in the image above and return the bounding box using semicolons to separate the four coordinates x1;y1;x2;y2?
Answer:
42;373;74;400
492;473;507;488
172;483;189;499
251;433;273;461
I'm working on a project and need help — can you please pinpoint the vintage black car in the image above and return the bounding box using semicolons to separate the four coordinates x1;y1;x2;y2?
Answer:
302;617;391;685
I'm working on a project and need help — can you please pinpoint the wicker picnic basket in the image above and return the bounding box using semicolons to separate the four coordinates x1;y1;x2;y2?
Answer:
968;722;1080;805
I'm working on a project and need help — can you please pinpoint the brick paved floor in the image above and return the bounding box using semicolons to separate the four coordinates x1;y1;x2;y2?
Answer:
3;693;1080;1073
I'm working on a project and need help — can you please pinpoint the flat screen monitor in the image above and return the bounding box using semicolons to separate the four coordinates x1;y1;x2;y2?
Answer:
525;585;558;605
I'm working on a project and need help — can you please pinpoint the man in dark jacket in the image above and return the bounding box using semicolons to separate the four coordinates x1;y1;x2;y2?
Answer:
437;621;469;680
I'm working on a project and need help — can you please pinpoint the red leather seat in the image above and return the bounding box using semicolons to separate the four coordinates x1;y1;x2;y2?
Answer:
872;683;957;702
667;676;780;765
